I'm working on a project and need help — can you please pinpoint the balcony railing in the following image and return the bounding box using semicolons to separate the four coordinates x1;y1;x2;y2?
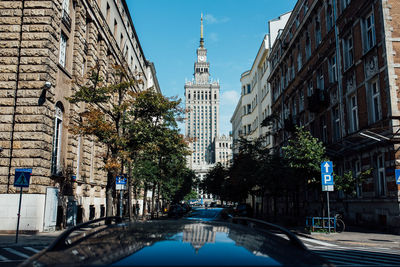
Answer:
307;89;329;113
62;10;72;31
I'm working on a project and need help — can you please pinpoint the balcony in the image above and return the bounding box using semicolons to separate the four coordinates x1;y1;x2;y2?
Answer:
62;10;72;31
307;89;329;113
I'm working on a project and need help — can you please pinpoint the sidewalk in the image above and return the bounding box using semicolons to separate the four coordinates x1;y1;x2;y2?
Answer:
295;228;400;249
0;231;62;247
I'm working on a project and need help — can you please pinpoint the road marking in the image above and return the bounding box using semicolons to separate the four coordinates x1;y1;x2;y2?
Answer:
3;248;30;258
23;247;40;253
0;254;10;262
299;237;338;247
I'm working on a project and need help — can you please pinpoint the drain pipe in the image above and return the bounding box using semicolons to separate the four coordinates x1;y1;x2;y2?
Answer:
7;0;25;193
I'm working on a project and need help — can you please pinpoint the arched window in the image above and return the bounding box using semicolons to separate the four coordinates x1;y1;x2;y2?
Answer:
51;102;64;175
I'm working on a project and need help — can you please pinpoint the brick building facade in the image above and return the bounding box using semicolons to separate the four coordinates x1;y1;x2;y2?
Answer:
268;0;400;230
0;0;158;231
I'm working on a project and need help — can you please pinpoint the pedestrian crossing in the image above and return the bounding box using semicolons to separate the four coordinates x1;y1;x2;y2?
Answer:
0;246;45;265
299;237;400;266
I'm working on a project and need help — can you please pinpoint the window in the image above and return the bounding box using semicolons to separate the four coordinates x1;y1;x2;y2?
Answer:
303;0;309;14
114;19;118;37
106;3;110;23
297;45;302;71
326;1;334;32
370;79;381;123
354;159;362;197
363;12;376;52
299;90;304;111
59;32;67;67
329;54;337;83
320;115;328;143
317;69;324;90
247;84;251;94
62;0;69;15
307;80;313;96
51;104;63;175
341;0;351;11
305;33;311;60
349;94;358;133
332;107;341;142
315;16;321;46
343;35;353;69
376;154;386;196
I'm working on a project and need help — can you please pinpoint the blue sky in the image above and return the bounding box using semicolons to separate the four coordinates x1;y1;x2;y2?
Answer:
127;0;297;135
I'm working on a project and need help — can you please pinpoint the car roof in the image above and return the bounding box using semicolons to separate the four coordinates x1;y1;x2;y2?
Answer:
24;219;328;266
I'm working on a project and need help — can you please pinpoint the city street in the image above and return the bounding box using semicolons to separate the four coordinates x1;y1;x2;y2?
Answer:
299;235;400;266
1;226;400;266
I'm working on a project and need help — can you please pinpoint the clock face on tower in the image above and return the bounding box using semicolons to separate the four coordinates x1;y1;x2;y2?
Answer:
198;56;205;62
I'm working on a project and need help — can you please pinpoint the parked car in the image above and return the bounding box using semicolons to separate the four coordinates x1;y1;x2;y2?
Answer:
21;217;331;266
167;204;186;218
234;203;253;217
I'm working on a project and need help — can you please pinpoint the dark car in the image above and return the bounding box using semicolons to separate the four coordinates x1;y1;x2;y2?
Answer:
167;204;186;218
234;203;253;217
183;207;224;221
21;217;331;266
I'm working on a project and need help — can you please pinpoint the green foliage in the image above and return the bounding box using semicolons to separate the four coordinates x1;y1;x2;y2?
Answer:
282;126;327;186
184;190;198;201
335;168;372;197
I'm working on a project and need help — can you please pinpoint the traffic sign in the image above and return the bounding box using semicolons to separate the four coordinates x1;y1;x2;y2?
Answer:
14;169;32;188
321;161;333;174
395;169;400;185
321;173;334;186
116;175;127;190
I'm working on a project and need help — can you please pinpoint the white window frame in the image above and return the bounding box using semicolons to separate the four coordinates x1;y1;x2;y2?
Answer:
363;11;376;52
377;154;386;196
371;79;381;123
317;69;324;90
343;35;353;70
332;107;341;142
59;32;67;67
329;54;337;83
315;15;321;45
341;0;351;11
349;94;358;133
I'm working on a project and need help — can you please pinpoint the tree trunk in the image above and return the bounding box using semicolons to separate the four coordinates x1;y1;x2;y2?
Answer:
156;183;161;218
142;183;148;219
128;162;133;221
151;183;156;219
106;171;114;216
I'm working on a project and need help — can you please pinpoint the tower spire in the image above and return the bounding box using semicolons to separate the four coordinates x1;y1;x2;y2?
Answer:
200;13;204;48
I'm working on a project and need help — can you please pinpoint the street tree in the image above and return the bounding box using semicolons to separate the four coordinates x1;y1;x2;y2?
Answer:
67;64;140;216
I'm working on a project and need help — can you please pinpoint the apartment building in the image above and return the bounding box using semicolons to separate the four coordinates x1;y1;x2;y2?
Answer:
0;0;158;231
231;13;291;153
268;0;400;230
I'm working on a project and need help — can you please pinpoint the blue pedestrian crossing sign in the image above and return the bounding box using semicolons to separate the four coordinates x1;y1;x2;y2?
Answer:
14;169;32;188
395;169;400;185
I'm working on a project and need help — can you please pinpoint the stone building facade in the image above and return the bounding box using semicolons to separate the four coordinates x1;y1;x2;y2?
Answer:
0;0;158;231
268;0;400;230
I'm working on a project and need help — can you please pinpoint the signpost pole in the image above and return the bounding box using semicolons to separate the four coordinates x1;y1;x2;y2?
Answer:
119;190;123;218
15;187;23;243
327;191;330;234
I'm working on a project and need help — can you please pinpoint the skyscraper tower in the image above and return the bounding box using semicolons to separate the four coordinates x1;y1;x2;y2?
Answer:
185;14;220;174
